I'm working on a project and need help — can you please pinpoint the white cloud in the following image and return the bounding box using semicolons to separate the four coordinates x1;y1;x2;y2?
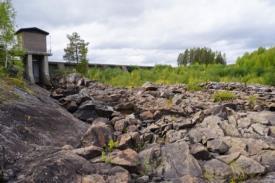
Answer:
14;0;275;65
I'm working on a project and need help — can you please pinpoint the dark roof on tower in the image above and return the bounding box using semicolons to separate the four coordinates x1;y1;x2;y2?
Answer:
15;27;49;35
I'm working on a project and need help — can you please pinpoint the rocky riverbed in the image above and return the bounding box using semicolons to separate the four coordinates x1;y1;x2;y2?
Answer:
1;74;275;183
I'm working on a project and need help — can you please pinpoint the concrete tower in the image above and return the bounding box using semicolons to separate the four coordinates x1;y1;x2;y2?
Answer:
16;27;51;85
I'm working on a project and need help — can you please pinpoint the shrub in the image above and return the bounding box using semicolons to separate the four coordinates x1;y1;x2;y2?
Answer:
213;91;236;102
76;60;88;76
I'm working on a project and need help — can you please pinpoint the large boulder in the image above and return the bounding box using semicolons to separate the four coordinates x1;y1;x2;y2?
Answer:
81;118;114;148
190;143;211;160
118;132;141;149
231;155;266;178
74;101;114;121
138;144;161;175
207;139;229;154
203;159;232;183
16;150;94;182
156;141;203;179
109;148;139;172
257;151;275;172
15;148;131;183
72;145;102;159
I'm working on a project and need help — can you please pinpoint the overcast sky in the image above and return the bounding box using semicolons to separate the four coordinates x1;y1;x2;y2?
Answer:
13;0;275;65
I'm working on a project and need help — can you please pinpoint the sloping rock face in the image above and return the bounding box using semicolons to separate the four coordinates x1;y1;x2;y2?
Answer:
2;74;275;183
0;82;131;183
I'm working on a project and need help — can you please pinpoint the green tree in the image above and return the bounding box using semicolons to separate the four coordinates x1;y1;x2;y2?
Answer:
177;47;226;66
0;0;16;68
63;32;89;64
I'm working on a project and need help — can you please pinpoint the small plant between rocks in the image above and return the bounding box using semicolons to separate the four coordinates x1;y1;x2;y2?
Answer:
101;139;119;163
186;83;202;91
248;95;258;108
213;90;236;102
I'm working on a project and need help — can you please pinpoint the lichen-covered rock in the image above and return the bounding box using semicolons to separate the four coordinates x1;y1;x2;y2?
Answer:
72;145;102;159
109;148;139;172
203;159;232;182
231;155;266;177
207;139;229;154
81;118;113;147
156;141;203;179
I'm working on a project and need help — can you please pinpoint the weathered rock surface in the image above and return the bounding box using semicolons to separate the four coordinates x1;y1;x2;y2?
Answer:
2;74;275;182
154;141;203;181
81;118;114;147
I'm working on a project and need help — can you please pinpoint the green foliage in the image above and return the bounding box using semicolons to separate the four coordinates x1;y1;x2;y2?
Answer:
0;0;15;44
229;178;237;183
5;77;31;94
107;139;119;152
186;83;202;91
177;47;226;66
0;66;7;77
85;47;275;87
50;68;75;78
213;91;236;102
101;151;111;164
63;32;89;77
76;60;88;76
63;32;89;64
0;0;25;70
100;139;119;164
248;95;257;108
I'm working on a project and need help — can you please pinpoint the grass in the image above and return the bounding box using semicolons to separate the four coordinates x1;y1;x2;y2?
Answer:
203;171;215;182
165;98;173;108
5;77;32;94
248;95;257;108
101;151;111;164
84;47;275;87
213;91;236;102
186;83;203;91
141;159;152;175
0;65;32;104
0;79;21;104
85;64;275;88
230;162;247;182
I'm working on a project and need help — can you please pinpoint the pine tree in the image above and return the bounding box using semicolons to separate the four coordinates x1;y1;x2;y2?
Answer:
63;32;89;64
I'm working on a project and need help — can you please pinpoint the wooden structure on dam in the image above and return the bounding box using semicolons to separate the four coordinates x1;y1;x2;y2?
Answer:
16;27;153;84
16;27;51;85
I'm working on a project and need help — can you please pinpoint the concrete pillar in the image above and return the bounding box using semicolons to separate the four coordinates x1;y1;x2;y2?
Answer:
41;56;51;86
26;54;35;83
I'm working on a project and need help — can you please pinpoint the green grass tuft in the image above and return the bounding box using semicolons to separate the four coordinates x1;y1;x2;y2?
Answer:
213;91;236;102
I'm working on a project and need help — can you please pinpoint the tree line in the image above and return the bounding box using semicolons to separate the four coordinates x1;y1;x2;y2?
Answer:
177;47;226;66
